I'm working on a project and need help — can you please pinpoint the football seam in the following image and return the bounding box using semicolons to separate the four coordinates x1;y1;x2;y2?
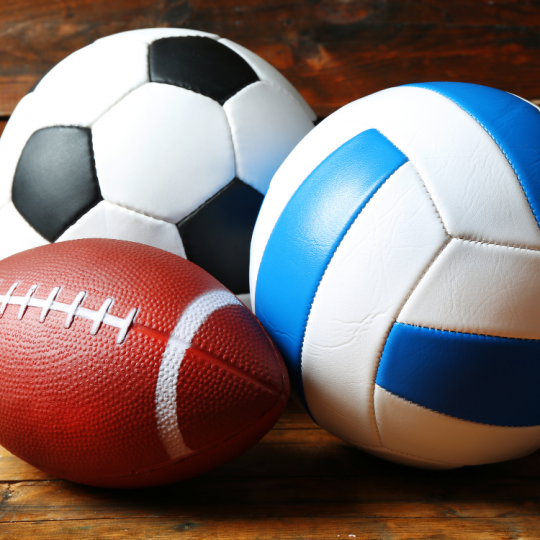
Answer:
87;79;149;129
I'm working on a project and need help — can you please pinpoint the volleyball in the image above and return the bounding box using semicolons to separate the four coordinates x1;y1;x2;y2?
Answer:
251;82;540;468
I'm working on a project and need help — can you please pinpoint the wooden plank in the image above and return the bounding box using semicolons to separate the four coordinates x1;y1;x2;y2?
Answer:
2;448;540;522
4;427;540;482
2;478;540;522
2;1;540;117
0;452;53;482
1;516;540;540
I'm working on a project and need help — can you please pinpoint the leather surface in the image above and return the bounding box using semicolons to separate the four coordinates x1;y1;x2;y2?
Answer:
0;202;47;259
301;163;447;447
373;385;540;466
58;200;187;258
255;129;407;410
92;83;235;224
0;239;288;487
0;37;148;209
399;238;540;339
0;27;315;307
35;36;149;126
377;322;540;426
224;81;314;195
53;390;285;488
177;178;263;294
252;82;540;466
251;85;540;304
411;82;540;227
219;38;316;122
149;36;258;105
13;126;102;241
0;94;55;209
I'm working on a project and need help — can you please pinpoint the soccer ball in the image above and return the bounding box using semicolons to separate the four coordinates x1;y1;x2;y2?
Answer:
0;28;315;303
251;82;540;468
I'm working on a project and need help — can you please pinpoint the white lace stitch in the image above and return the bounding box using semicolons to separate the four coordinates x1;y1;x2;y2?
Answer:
0;282;137;344
18;284;37;320
40;287;60;322
64;291;86;329
0;282;18;315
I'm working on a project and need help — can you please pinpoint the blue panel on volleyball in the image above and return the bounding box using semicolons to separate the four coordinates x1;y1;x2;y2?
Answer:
376;322;540;427
255;128;408;409
409;81;540;227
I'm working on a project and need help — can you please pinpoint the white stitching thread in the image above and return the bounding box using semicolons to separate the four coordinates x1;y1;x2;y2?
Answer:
64;291;86;329
18;284;37;320
40;287;60;322
0;282;18;315
0;282;138;344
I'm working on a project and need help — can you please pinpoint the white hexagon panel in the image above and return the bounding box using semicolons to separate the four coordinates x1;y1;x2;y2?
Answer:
0;28;315;295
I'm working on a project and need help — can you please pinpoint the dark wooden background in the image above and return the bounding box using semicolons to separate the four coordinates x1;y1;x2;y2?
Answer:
1;0;540;120
1;1;540;538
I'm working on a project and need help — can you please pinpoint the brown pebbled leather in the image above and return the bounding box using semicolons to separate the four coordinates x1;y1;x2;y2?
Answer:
0;239;289;487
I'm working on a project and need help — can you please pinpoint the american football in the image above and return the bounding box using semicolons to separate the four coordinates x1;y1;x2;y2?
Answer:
0;239;289;488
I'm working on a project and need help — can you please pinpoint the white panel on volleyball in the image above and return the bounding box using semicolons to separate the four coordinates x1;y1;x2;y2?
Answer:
373;386;540;468
398;239;540;339
92;83;235;224
96;28;219;45
224;81;313;195
34;37;149;127
57;201;186;258
0;203;48;260
352;86;540;248
220;39;316;122
301;162;449;448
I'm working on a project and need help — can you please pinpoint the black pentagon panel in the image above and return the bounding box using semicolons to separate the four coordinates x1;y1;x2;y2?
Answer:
12;127;102;242
149;36;259;104
177;178;264;295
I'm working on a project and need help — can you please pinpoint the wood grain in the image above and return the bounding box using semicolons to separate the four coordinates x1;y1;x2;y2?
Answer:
1;400;540;538
2;1;540;116
2;517;540;540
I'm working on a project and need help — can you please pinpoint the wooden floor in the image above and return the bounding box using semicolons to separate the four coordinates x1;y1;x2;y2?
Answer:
0;399;538;539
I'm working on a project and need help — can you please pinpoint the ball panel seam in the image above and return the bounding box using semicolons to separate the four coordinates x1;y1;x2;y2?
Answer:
409;82;540;229
344;434;461;467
